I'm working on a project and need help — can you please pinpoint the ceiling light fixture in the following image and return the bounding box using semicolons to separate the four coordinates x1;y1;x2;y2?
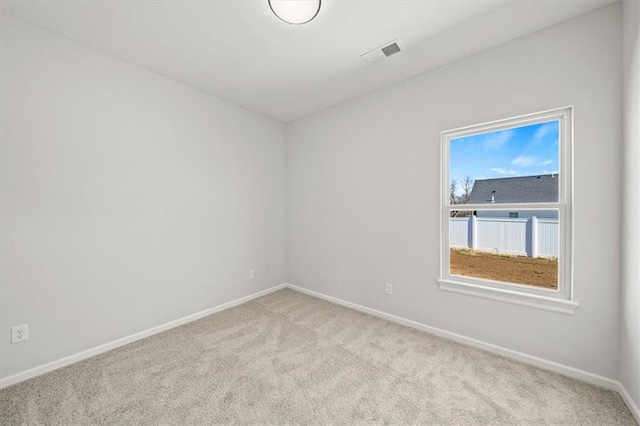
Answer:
268;0;321;25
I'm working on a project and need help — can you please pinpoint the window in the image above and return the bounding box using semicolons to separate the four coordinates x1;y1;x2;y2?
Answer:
439;107;576;314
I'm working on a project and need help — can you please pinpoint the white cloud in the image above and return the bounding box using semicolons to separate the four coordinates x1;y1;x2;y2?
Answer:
542;169;559;175
533;122;557;142
482;130;513;151
491;168;517;175
512;155;536;167
537;159;554;166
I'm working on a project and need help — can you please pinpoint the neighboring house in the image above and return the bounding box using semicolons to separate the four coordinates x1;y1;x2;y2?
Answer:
468;174;559;219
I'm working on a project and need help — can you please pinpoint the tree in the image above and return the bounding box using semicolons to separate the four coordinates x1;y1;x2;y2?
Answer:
450;178;458;205
450;176;474;217
460;175;474;205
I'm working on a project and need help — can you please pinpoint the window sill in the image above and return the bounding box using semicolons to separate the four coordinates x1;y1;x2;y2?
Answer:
438;278;578;315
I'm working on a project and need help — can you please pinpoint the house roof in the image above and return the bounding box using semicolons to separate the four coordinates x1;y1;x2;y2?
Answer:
468;174;558;204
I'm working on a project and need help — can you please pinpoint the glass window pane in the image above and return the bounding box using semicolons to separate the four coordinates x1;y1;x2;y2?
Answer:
449;120;559;205
449;210;559;289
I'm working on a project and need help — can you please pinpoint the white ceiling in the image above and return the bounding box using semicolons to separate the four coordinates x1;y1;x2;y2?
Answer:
1;0;615;123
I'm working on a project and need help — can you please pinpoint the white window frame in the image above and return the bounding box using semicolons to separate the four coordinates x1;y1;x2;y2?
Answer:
439;107;577;315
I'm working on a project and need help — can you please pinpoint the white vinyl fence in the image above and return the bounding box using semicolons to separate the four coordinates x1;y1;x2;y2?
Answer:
450;216;558;258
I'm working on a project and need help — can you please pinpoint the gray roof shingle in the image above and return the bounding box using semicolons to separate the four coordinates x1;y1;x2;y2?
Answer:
468;174;558;204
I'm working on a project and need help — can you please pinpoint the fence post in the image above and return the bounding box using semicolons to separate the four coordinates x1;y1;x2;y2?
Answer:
469;215;478;250
530;216;538;258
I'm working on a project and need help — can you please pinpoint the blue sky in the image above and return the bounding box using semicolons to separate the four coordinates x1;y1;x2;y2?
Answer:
449;120;559;192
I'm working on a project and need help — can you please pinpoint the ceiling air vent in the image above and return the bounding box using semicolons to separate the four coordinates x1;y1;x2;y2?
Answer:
361;38;404;66
381;42;401;57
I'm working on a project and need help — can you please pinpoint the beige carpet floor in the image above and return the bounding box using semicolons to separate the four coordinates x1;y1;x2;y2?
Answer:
1;288;636;425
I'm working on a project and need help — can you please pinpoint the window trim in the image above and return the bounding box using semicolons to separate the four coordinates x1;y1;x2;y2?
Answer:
438;107;577;315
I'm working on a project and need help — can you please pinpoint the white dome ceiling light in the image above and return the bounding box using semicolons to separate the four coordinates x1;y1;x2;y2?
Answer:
268;0;321;25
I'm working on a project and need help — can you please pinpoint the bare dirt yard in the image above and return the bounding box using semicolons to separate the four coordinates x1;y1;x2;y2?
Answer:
450;248;558;289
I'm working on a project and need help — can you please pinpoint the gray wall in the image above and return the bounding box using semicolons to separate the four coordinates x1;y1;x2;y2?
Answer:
1;15;286;379
286;5;622;379
621;0;640;411
475;211;557;219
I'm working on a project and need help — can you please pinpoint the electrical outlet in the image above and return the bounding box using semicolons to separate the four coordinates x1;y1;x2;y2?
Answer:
385;283;393;295
11;324;28;344
249;269;255;280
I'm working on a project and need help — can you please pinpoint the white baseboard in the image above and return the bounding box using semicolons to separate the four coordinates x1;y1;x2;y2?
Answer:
618;382;640;424
0;283;287;389
285;283;620;391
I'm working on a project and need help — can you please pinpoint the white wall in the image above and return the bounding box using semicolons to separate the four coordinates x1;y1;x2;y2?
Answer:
475;210;557;219
1;15;285;379
286;5;622;379
621;0;640;410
